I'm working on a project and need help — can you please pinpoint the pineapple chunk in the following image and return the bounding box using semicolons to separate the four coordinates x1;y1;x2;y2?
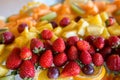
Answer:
53;26;62;36
29;26;39;33
77;19;89;36
0;45;5;55
62;21;77;31
86;25;104;36
62;30;77;38
37;23;53;33
108;26;120;36
100;12;109;22
50;34;58;42
36;20;48;27
88;14;103;26
0;65;9;77
101;27;110;39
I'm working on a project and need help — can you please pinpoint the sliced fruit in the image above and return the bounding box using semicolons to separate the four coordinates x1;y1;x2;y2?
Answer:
0;44;5;55
0;27;8;34
50;34;58;42
53;26;62;36
36;20;48;28
77;19;89;36
71;3;85;15
0;75;15;80
101;27;110;39
62;30;77;38
40;12;57;21
100;12;109;22
0;65;9;77
74;66;106;80
86;25;104;36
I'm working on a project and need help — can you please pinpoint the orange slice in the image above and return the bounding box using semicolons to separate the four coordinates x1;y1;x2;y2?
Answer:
74;66;106;80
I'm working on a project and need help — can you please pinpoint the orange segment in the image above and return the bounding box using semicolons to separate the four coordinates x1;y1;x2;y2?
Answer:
74;66;106;80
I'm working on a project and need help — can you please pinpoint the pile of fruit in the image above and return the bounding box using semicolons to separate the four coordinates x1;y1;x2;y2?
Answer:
0;0;120;80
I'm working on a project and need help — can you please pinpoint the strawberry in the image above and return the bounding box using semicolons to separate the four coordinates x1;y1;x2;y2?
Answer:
85;35;95;45
61;61;81;77
108;36;120;48
30;53;39;65
53;52;67;67
30;38;44;54
106;55;120;71
20;60;35;79
92;53;104;66
39;50;53;68
44;40;52;50
88;45;95;55
41;30;53;40
53;38;65;52
79;51;92;65
1;31;15;44
67;36;79;46
93;36;105;49
20;46;32;60
77;40;90;51
67;46;78;60
6;47;22;70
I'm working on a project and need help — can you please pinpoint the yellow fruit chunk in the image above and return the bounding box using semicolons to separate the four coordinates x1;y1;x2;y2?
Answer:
53;26;62;36
0;44;5;55
36;69;73;80
101;27;110;39
62;21;77;31
37;23;53;33
77;19;89;36
74;66;106;80
0;65;9;77
88;14;103;26
36;20;48;28
62;30;77;38
86;25;104;36
29;26;39;33
100;12;109;22
108;26;120;36
50;34;58;42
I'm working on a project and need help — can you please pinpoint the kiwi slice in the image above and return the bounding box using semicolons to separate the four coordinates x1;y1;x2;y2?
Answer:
0;27;8;34
0;75;15;80
71;3;85;15
40;12;57;21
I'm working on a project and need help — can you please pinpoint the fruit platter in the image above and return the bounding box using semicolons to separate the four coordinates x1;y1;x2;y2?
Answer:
0;0;120;80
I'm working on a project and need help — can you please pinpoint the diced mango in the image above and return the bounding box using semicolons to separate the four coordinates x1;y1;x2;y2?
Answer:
77;19;89;36
50;34;58;42
100;12;109;22
53;26;62;36
0;45;5;55
108;26;120;36
37;23;53;33
86;25;104;36
36;20;48;28
0;65;9;77
62;21;77;31
62;30;77;38
101;27;110;39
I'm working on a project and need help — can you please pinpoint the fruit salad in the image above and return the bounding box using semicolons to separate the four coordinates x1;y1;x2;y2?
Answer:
0;0;120;80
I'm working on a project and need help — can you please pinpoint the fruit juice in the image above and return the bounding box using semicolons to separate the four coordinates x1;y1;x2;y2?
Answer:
0;0;120;80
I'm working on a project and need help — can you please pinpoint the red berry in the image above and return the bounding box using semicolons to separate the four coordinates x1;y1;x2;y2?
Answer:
53;38;65;52
61;61;81;77
74;16;81;22
17;23;28;33
6;47;22;70
59;17;70;27
30;53;39;65
85;35;95;45
41;30;53;40
44;40;52;50
20;47;32;60
20;60;35;79
67;46;78;60
30;38;44;54
106;55;120;71
88;45;95;55
39;50;53;68
50;21;58;28
1;31;15;44
108;36;120;48
93;36;105;49
77;40;90;51
67;36;79;46
105;17;115;27
53;52;67;67
92;53;104;66
79;51;92;65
